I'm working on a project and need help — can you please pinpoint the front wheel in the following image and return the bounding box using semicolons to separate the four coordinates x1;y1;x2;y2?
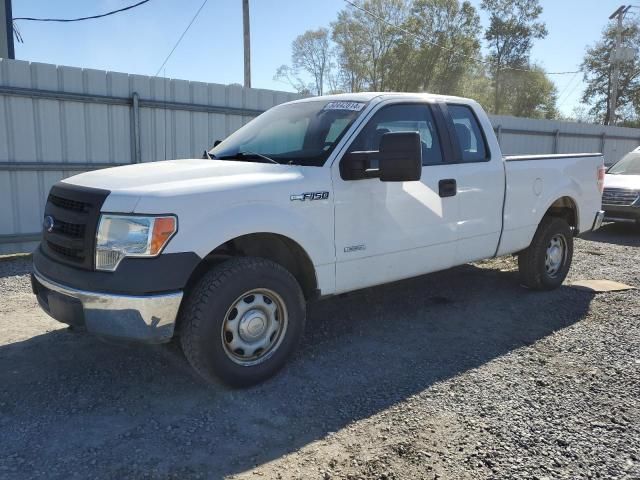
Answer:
518;216;573;290
180;257;306;387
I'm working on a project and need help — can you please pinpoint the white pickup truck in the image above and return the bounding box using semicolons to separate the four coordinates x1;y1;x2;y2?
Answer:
32;93;605;386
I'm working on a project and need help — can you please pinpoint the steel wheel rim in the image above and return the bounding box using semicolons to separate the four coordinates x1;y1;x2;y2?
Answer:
221;288;288;366
545;234;567;278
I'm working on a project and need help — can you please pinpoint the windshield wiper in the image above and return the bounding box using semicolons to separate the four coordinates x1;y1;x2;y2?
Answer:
239;150;279;164
218;151;279;164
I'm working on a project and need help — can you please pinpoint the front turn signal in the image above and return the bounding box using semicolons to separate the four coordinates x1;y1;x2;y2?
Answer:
150;216;178;255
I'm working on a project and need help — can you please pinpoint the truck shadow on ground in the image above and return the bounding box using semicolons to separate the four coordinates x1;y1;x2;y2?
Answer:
581;222;640;247
0;263;595;479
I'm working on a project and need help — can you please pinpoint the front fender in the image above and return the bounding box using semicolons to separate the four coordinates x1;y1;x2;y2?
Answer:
164;201;335;268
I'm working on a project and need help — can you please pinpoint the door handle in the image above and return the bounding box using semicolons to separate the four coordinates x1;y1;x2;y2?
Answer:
438;179;457;198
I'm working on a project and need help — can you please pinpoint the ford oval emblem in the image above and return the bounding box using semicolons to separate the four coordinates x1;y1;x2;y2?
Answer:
43;215;55;233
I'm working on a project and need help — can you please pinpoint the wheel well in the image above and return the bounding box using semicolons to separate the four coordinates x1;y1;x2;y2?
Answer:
185;233;318;300
545;196;578;232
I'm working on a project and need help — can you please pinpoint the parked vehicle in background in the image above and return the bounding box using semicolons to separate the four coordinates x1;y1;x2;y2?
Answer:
31;93;606;386
602;148;640;225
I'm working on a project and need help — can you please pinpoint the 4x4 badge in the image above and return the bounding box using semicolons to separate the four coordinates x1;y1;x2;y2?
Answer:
290;192;329;201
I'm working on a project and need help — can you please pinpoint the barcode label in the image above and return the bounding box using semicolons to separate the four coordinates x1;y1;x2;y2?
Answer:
323;101;366;112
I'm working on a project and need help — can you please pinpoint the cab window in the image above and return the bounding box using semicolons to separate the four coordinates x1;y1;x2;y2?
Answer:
448;104;488;162
347;104;444;166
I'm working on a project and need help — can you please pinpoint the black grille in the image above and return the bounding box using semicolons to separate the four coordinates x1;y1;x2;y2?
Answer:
41;183;109;270
47;241;84;262
55;219;86;238
48;194;89;213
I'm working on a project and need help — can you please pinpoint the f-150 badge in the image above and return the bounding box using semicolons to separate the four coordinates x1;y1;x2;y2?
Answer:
290;192;329;201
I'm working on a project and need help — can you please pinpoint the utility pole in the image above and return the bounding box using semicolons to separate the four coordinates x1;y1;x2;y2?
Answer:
242;0;251;88
1;0;15;59
608;5;631;125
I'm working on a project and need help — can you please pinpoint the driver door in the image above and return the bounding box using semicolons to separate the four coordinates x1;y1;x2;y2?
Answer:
331;102;459;293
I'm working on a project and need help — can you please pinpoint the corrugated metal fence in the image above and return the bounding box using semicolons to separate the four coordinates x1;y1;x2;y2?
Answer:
490;114;640;164
0;59;300;254
1;58;640;254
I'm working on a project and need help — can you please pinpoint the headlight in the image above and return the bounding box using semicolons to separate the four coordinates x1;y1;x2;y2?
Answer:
95;215;177;271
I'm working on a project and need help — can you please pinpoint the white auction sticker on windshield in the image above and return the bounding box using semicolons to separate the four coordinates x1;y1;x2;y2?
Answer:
323;101;366;112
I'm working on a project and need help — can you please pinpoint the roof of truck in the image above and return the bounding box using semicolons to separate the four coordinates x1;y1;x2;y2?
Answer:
288;91;473;105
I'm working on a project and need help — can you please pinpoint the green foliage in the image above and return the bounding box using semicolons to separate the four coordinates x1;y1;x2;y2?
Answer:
385;0;482;95
481;0;547;114
332;0;409;91
581;17;640;125
277;0;559;120
499;66;558;119
481;0;547;67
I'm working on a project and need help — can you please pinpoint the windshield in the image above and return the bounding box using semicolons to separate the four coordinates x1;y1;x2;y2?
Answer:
608;151;640;175
209;100;367;167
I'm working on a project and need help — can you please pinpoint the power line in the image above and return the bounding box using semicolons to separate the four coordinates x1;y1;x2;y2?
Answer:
342;0;580;76
154;0;209;77
556;71;580;103
13;0;152;23
558;74;584;109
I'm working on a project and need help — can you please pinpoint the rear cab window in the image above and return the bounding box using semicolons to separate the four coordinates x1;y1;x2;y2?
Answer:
447;104;489;163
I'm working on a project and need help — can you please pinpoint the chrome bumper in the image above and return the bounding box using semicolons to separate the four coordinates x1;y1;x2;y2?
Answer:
592;210;605;231
32;269;183;344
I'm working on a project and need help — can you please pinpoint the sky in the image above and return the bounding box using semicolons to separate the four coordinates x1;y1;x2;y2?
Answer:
11;0;625;117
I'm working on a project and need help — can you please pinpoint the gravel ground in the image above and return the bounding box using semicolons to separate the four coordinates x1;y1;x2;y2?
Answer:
0;223;638;480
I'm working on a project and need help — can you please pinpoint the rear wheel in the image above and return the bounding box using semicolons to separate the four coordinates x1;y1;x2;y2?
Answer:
180;257;306;387
518;216;573;290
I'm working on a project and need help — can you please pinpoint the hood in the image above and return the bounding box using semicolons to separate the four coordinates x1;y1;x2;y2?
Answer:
604;173;640;190
61;158;326;214
62;159;304;195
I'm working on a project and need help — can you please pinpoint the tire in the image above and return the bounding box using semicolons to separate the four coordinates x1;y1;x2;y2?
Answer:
518;216;573;291
179;257;306;387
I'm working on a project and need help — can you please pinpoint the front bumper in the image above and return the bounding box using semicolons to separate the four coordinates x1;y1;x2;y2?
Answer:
602;204;640;224
32;269;183;344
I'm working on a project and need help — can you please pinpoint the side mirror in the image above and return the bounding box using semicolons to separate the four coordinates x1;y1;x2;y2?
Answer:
340;132;422;182
213;140;222;147
378;132;422;182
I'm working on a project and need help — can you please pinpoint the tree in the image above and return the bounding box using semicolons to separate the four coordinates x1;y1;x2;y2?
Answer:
331;9;369;92
481;0;547;114
273;65;313;95
500;66;558;119
291;28;332;95
581;17;640;126
386;0;481;95
458;62;494;111
331;0;409;91
278;0;556;119
274;28;333;96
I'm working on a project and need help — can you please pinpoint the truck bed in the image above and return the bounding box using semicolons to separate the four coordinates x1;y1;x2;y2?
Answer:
497;152;604;256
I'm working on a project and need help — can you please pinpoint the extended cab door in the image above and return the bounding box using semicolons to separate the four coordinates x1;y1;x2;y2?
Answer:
440;103;504;264
331;101;459;293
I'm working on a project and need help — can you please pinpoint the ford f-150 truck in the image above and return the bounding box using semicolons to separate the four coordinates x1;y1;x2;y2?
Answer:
31;93;606;386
